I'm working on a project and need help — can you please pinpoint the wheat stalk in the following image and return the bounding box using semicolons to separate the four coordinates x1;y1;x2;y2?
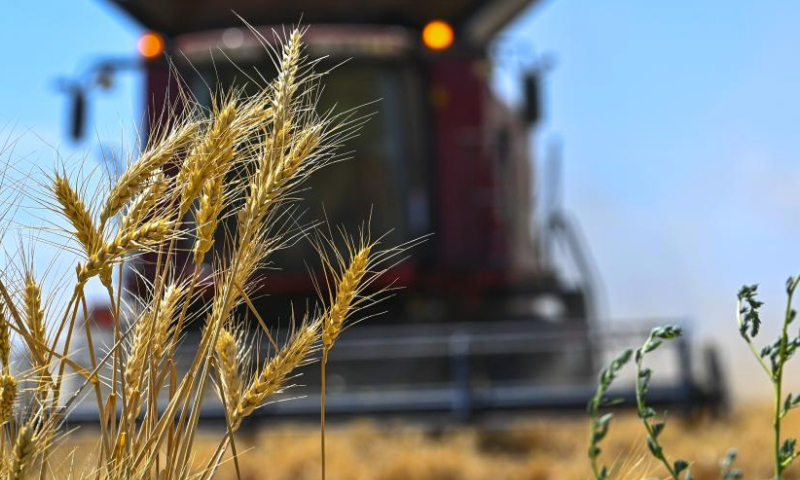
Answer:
124;281;185;423
0;302;9;370
318;237;374;480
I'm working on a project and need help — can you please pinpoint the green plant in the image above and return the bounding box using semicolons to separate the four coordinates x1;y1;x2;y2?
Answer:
737;280;800;478
589;277;800;480
633;326;690;480
588;326;690;480
588;348;632;480
721;449;743;480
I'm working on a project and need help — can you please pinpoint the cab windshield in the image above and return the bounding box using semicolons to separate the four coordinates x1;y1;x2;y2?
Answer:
187;59;428;272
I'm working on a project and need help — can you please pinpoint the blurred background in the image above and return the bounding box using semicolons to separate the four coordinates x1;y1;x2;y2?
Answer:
3;1;800;476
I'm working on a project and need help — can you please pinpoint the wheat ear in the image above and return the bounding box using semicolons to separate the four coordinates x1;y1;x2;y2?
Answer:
101;118;199;224
79;219;175;283
23;274;48;373
215;327;242;419
123;307;157;420
120;172;169;232
8;424;34;480
189;94;274;244
52;173;99;254
270;29;303;141
0;373;16;424
178;102;238;217
192;93;276;263
323;244;371;352
235;30;309;242
150;282;185;363
233;320;320;429
193;121;239;265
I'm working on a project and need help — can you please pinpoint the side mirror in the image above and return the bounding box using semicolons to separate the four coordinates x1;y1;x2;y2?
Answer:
523;53;556;127
523;72;541;126
57;58;138;143
69;88;87;141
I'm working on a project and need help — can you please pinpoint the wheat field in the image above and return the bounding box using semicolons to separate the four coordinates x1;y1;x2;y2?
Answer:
42;404;791;480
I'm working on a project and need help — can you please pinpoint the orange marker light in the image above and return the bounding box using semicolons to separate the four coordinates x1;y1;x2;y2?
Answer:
422;20;454;51
138;32;164;59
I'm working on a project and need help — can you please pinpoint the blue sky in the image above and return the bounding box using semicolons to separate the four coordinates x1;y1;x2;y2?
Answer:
2;1;800;393
502;2;800;331
0;1;143;305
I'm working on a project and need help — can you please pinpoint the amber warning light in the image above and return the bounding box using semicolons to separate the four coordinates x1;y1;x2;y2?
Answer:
422;20;454;51
138;32;165;58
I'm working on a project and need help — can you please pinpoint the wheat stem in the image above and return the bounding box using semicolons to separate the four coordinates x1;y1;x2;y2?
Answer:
0;303;10;371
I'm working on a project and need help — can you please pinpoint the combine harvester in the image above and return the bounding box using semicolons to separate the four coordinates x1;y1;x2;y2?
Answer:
64;0;725;423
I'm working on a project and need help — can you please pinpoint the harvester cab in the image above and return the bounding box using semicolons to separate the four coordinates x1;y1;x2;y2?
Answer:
74;0;591;325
